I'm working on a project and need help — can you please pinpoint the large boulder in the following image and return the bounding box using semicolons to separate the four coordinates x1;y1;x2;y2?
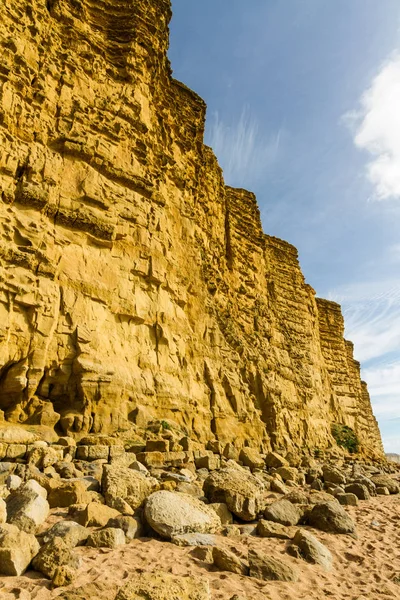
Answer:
145;491;221;539
306;501;355;534
6;483;49;533
288;529;332;571
115;571;211;600
248;549;298;582
264;499;302;526
371;475;399;494
203;468;264;521
102;465;158;513
0;523;40;576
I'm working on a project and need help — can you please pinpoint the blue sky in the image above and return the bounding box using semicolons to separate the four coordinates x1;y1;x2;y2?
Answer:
169;0;400;453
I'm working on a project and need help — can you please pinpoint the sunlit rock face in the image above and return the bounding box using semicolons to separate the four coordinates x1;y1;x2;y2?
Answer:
0;0;384;458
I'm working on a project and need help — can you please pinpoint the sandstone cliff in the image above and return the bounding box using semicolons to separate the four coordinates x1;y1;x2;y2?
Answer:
0;0;384;458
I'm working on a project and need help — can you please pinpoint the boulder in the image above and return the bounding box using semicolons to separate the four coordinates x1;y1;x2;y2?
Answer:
239;448;264;470
275;467;298;482
270;478;287;494
288;529;332;571
102;465;158;513
74;502;120;527
265;452;288;469
144;491;221;539
52;565;76;588
344;483;370;500
203;468;264;521
86;527;126;548
6;474;22;491
0;523;40;576
48;480;92;508
307;501;355;534
264;499;302;526
209;502;233;524
336;493;358;507
6;484;49;533
257;519;294;540
248;549;298;582
115;571;211;600
32;537;80;579
284;490;309;504
371;475;399;494
322;465;346;485
43;521;89;547
107;515;143;541
212;546;249;575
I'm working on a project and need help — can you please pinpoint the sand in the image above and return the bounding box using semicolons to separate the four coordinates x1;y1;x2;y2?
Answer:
1;494;399;600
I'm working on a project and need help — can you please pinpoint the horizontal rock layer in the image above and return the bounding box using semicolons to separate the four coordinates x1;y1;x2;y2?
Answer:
0;0;384;458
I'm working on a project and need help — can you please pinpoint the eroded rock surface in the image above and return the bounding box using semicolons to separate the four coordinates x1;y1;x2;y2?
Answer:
0;0;384;460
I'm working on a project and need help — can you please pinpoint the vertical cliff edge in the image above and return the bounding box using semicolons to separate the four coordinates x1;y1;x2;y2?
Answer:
0;0;384;458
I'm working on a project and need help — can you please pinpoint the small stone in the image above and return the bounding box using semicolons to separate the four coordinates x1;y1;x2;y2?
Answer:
336;493;358;507
265;452;288;469
107;515;143;540
43;521;89;547
32;537;80;579
6;474;22;491
270;479;287;494
344;483;370;500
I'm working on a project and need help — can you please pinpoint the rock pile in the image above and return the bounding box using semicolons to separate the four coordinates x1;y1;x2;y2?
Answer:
0;432;398;596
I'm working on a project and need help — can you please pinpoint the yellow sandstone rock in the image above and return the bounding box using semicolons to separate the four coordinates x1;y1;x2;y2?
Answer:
0;0;384;459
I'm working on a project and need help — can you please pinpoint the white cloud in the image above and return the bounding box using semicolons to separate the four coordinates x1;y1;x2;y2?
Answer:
206;107;281;187
350;53;400;200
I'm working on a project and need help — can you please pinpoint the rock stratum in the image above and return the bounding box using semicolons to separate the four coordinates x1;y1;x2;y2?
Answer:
0;0;384;458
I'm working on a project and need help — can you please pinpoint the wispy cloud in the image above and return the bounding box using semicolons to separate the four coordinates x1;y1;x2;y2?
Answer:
206;107;281;187
347;52;400;200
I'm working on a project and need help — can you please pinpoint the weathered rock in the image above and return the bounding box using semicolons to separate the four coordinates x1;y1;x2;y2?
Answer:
32;537;80;579
371;475;399;494
257;519;294;539
345;483;370;500
115;572;211;600
248;549;298;582
239;448;264;470
264;499;302;526
288;529;332;570
43;521;89;547
0;0;384;463
322;465;346;485
376;486;390;496
265;452;288;469
86;527;126;548
0;523;40;576
0;497;6;523
284;490;309;504
336;493;358;506
48;480;93;509
107;515;143;540
6;485;49;533
74;502;121;527
102;465;158;513
213;546;249;575
52;565;77;588
144;491;221;539
209;502;233;524
172;533;216;547
307;501;355;534
270;478;287;494
204;468;264;521
275;466;299;482
6;474;22;491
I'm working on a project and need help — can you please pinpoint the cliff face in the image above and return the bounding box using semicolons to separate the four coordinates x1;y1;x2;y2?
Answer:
0;0;384;458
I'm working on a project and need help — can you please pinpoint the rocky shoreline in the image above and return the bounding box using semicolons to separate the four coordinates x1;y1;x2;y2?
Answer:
0;425;399;599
